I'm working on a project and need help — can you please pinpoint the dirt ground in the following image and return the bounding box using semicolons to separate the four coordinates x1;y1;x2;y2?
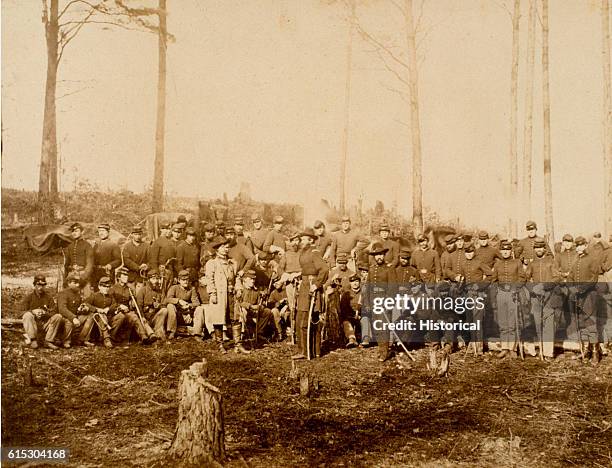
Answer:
2;229;612;467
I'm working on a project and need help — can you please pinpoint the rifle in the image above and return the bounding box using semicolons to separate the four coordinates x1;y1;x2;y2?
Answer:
127;287;156;341
306;291;316;360
512;287;525;360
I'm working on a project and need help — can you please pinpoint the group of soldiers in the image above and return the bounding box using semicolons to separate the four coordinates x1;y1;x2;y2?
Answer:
19;215;612;365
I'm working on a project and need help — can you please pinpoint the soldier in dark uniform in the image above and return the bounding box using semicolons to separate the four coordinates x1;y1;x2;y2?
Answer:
199;223;218;267
136;269;169;341
122;226;149;289
244;251;276;290
226;226;254;274
475;231;500;269
92;223;120;290
80;276;121;347
440;234;456;281
368;242;397;361
248;213;269;256
236;270;276;347
554;234;578;281
149;222;177;293
411;234;441;283
233;216;249;247
63;222;94;293
176;227;200;284
164;269;200;340
375;223;399;267
516;221;553;264
20;275;59;349
56;272;88;348
292;228;328;360
330;215;360;266
264;215;287;256
339;273;363;348
325;253;354;292
313;220;333;263
492;240;526;358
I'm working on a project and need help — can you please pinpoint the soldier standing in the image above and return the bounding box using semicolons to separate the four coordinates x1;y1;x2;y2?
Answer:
313;220;333;262
176;227;200;285
330;215;360;266
554;234;578;281
233;217;248;247
440;234;456;281
92;223;120;289
149;222;177;292
122;226;149;289
199;223;218;267
63;222;94;294
516;221;553;264
277;231;302;338
20;275;59;349
248;213;269;256
411;234;441;283
292;228;328;360
375;223;399;267
492;240;526;359
225;227;254;274
475;231;500;269
263;215;287;256
368;242;397;362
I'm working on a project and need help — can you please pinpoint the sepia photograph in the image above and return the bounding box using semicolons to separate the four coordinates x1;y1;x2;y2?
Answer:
1;0;611;466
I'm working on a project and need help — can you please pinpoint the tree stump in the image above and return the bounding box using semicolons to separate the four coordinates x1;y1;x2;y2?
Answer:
168;359;225;466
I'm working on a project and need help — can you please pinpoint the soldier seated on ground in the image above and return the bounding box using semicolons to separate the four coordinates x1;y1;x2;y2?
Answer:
79;276;121;348
339;274;363;348
236;270;276;345
267;279;289;340
20;274;58;349
57;272;89;349
164;269;201;339
136;269;169;341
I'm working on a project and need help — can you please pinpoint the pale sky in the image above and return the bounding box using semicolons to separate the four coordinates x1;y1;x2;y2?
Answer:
1;0;610;237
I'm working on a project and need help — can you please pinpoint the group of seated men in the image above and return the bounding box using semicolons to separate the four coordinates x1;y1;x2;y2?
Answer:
18;215;612;364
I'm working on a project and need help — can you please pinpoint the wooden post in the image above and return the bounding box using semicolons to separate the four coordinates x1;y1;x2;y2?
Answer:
168;359;225;465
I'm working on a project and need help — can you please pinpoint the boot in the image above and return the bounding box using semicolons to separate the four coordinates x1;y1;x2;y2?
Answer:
378;341;390;362
232;324;251;354
215;329;227;354
591;344;601;365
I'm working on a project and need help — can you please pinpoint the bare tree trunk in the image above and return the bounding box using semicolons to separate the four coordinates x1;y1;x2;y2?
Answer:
339;0;355;214
168;359;225;465
541;0;555;244
405;0;424;234
509;0;520;238
602;0;612;236
39;0;59;208
522;0;536;221
152;0;167;213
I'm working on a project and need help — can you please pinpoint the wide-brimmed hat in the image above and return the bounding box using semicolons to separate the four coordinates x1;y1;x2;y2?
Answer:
300;227;317;239
369;242;389;255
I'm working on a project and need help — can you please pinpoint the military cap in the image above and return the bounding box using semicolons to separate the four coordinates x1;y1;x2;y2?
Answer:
526;220;537;230
313;220;325;229
131;226;143;234
478;231;489;240
178;269;190;279
499;241;512;250
464;245;475;253
160;222;171;229
116;266;129;276
357;263;369;271
225;226;236;235
300;227;317;239
417;234;427;243
399;247;412;258
66;272;80;282
147;269;160;278
172;225;182;232
273;215;284;224
258;251;272;261
379;223;390;232
185;227;197;236
349;274;361;282
243;269;257;280
463;234;473;243
369;242;389;255
574;236;587;246
336;253;349;264
212;238;230;249
234;216;244;225
251;213;262;222
341;215;351;222
98;276;112;287
562;234;573;242
177;215;187;223
203;223;215;232
534;238;546;248
444;234;455;243
33;274;47;285
70;222;83;231
97;223;110;231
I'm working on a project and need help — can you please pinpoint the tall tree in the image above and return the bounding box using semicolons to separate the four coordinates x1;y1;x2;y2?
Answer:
405;0;424;234
522;0;536;220
509;0;520;238
152;0;167;213
339;0;355;214
602;0;612;236
541;0;554;243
